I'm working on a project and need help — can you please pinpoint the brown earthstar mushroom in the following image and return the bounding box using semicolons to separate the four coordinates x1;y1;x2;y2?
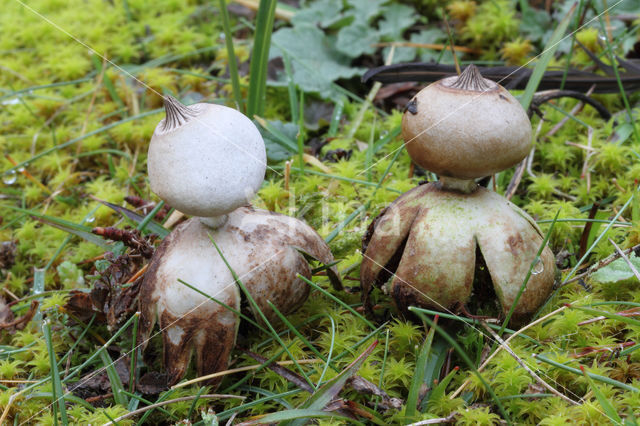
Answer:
361;65;556;323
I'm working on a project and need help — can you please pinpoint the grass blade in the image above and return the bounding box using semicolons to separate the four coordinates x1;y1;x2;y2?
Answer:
43;321;68;425
290;340;377;426
413;310;512;425
579;365;623;424
240;409;366;426
426;366;459;409
266;300;339;376
3;109;161;174
534;354;639;393
254;116;298;152
563;193;634;285
283;52;298;123
90;54;127;116
99;348;128;406
32;268;46;325
135;200;167;235
129;313;139;394
499;209;559;335
92;197;169;238
62;313;139;384
568;304;640;328
297;89;305;172
297;274;375;330
406;315;438;419
246;0;277;118
596;13;640;144
218;0;243;111
327;99;344;138
27;392;95;412
177;278;267;333
2;204;111;249
519;3;576;110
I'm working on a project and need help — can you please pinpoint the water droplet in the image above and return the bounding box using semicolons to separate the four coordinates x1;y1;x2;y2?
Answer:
17;167;25;173
85;216;95;224
3;170;16;185
532;259;544;275
1;98;20;106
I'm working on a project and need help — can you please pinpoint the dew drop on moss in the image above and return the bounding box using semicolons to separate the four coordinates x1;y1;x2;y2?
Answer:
3;170;16;185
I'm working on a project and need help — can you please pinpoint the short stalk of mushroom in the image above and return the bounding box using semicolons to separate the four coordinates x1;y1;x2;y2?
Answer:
361;65;556;324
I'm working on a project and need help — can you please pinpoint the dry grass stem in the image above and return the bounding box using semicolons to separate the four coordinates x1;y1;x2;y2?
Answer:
450;305;567;399
562;242;640;287
481;322;578;405
608;238;640;282
172;358;323;389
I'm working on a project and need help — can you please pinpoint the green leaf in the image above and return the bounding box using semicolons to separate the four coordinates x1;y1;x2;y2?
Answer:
271;24;364;98
291;0;345;28
387;29;447;64
345;0;388;25
378;3;417;40
591;254;640;285
520;7;552;42
336;23;379;58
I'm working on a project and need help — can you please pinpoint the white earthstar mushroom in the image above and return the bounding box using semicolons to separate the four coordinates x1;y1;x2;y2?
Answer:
140;97;341;386
147;96;267;226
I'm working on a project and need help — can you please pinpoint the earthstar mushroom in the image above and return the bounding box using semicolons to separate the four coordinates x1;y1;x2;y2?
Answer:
140;97;340;386
361;65;556;322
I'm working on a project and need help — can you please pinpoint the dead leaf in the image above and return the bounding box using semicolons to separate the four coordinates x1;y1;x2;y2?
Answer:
347;376;403;411
0;241;17;270
65;291;106;323
137;371;169;395
69;354;130;403
374;81;418;101
0;300;39;332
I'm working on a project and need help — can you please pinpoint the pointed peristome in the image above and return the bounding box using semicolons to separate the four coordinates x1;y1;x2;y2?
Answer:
448;64;492;91
162;95;197;131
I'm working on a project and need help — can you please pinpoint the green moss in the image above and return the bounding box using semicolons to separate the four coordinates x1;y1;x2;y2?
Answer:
0;0;639;423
